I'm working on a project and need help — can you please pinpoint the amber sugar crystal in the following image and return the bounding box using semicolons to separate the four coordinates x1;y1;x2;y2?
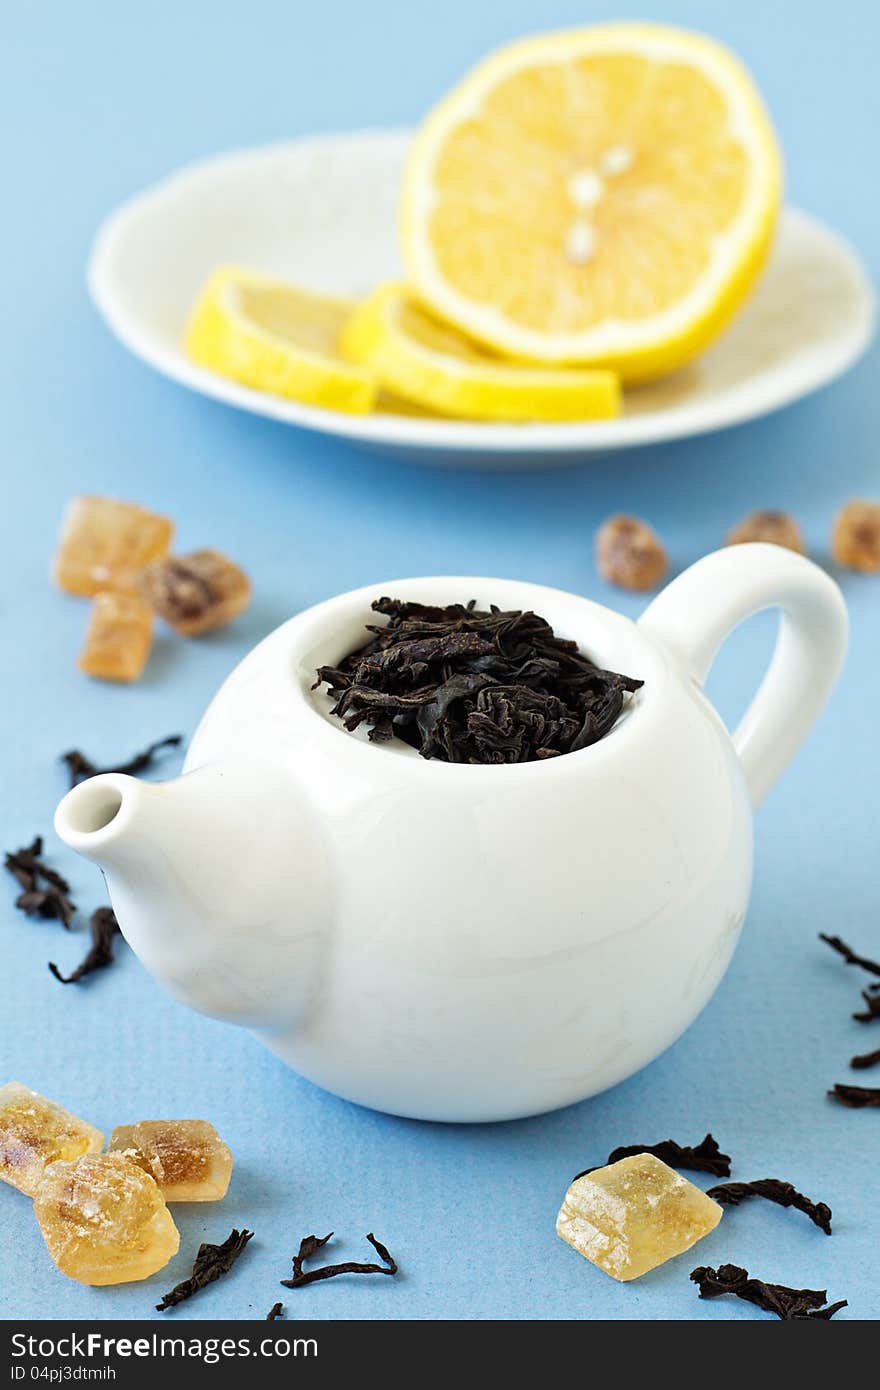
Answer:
141;549;251;636
54;496;173;597
0;1083;103;1198
596;515;668;592
832;500;880;573
108;1120;233;1202
34;1152;180;1286
556;1153;722;1281
79;592;153;682
727;509;805;554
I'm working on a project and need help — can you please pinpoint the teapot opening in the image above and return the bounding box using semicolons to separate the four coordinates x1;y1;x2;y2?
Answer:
297;580;648;766
56;778;124;837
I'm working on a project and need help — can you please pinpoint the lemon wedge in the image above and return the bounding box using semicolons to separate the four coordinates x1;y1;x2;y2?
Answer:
400;23;781;379
340;283;620;421
184;267;376;413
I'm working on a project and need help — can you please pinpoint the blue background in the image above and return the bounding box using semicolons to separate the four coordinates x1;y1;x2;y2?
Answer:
1;0;878;1322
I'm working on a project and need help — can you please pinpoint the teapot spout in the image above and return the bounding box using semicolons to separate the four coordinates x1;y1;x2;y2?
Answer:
54;763;329;1030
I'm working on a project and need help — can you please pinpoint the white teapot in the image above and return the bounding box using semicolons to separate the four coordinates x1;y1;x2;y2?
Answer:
55;545;846;1122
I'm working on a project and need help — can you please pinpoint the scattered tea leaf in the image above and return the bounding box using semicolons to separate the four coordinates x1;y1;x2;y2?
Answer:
819;933;880;977
61;735;183;789
706;1179;831;1234
156;1229;254;1311
691;1263;846;1319
316;598;643;764
48;907;120;984
851;1047;880;1070
828;1083;880;1109
573;1133;730;1182
281;1232;398;1289
265;1302;284;1321
288;1232;333;1279
820;937;880;1024
853;986;880;1023
4;837;76;927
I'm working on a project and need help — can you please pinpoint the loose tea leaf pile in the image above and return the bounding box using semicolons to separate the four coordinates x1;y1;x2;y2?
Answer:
48;907;119;984
690;1263;846;1320
4;838;76;927
281;1232;398;1288
706;1179;832;1234
156;1228;254;1311
573;1133;731;1182
316;598;643;763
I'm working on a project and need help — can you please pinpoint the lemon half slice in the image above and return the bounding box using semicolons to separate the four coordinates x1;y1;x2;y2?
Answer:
341;283;620;421
401;23;781;379
184;267;376;413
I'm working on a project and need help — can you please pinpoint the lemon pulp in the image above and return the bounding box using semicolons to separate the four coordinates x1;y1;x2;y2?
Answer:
401;23;781;378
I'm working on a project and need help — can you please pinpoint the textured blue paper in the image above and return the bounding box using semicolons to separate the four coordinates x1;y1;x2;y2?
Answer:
1;0;877;1322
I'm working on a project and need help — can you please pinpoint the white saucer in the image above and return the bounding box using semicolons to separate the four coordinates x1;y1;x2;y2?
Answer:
88;128;875;468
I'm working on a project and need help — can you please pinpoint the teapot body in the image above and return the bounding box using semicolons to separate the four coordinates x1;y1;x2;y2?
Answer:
184;578;752;1121
56;558;845;1123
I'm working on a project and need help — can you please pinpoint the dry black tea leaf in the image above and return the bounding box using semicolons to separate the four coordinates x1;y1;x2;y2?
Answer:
62;735;183;789
850;1047;880;1070
281;1232;398;1289
691;1264;846;1320
288;1231;333;1278
853;986;880;1023
573;1133;730;1182
819;933;880;977
156;1229;254;1311
48;907;120;984
706;1179;831;1234
4;837;76;927
265;1302;284;1321
4;839;43;893
828;1083;880;1109
820;937;880;1025
316;598;643;764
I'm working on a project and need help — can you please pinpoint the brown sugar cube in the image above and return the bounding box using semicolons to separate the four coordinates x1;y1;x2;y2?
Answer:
108;1119;233;1202
596;515;668;591
0;1082;103;1197
78;592;153;682
832;500;880;572
556;1153;723;1281
53;496;173;596
727;509;805;554
141;549;251;636
34;1152;179;1285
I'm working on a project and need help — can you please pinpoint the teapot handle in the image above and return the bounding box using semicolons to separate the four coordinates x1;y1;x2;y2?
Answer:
638;543;848;807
